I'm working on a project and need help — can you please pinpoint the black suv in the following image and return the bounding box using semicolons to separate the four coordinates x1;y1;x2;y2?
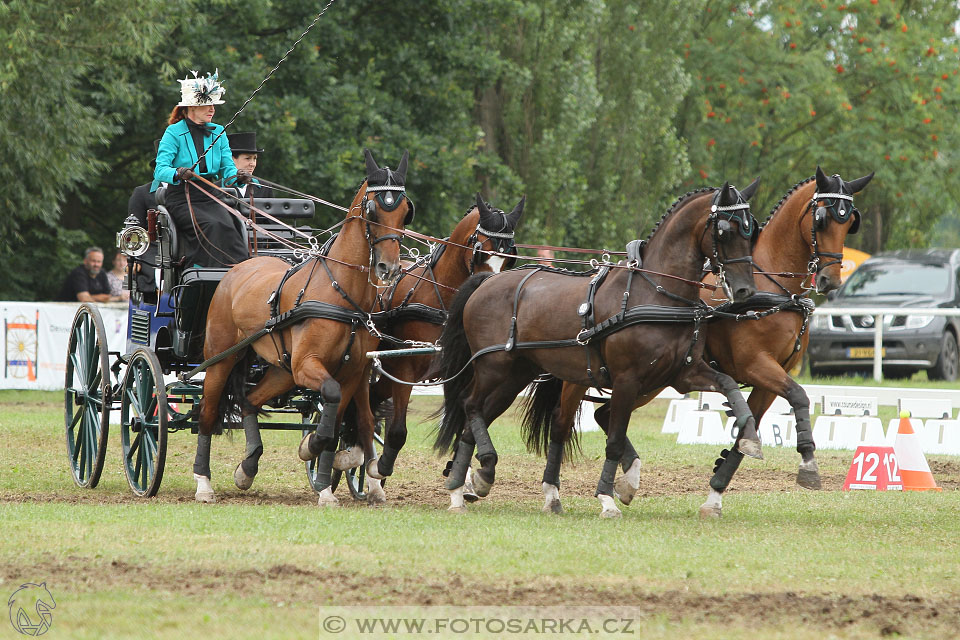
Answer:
807;249;960;380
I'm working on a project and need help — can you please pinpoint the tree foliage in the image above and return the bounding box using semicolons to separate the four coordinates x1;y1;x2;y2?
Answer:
2;0;957;300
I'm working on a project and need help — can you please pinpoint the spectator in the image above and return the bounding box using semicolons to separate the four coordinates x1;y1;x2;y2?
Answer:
151;69;249;268
106;250;130;301
227;132;273;198
57;247;120;302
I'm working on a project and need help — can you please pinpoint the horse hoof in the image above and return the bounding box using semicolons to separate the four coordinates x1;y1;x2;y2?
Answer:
699;503;722;519
737;438;764;460
366;481;386;505
463;469;479;502
614;477;638;506
365;458;385;480
472;471;493;497
797;467;822;490
543;498;563;514
332;446;363;471
233;464;254;491
600;507;622;519
317;487;339;507
298;433;316;462
193;473;216;503
448;505;468;514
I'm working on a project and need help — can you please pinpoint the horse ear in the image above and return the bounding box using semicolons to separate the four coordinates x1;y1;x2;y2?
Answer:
364;148;379;176
507;195;526;228
718;181;731;203
815;165;829;190
740;177;760;201
396;150;409;182
475;192;486;212
846;171;875;194
477;195;494;226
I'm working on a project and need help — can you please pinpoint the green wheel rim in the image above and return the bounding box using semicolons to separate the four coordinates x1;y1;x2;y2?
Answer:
64;304;110;488
120;349;168;497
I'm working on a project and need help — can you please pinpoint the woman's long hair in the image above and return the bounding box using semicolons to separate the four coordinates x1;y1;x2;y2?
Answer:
167;105;186;125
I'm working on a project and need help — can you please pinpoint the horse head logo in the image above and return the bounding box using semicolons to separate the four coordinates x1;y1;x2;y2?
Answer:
7;582;55;636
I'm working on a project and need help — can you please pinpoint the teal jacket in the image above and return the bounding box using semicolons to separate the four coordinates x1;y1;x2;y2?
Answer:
151;119;238;192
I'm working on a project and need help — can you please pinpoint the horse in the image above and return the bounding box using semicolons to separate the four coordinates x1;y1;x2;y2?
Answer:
433;180;761;517
694;167;874;517
191;149;415;505
315;193;526;506
529;167;874;517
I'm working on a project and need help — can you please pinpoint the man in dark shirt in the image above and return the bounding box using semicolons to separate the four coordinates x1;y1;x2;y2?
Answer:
57;247;120;302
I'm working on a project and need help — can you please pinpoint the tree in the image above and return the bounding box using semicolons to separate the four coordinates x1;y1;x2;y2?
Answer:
677;0;960;252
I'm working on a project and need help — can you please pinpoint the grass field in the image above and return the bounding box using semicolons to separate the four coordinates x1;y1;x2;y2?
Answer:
2;388;959;639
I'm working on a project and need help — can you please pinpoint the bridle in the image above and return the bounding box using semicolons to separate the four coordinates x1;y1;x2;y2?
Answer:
806;182;860;276
466;209;517;274
704;189;757;297
359;167;413;284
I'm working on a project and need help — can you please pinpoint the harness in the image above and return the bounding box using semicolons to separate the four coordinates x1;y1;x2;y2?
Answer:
466;209;518;273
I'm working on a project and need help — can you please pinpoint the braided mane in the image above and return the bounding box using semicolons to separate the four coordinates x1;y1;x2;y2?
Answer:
644;187;715;243
760;176;814;229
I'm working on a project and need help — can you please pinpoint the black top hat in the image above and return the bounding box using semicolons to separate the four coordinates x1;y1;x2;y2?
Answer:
227;132;264;155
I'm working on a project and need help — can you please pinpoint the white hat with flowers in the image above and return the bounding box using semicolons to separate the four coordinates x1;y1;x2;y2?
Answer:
177;69;226;107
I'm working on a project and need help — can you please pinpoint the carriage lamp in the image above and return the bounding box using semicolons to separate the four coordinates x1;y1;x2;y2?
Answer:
117;214;150;257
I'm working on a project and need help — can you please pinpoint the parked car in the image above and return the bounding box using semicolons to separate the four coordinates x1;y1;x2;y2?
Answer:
807;248;960;380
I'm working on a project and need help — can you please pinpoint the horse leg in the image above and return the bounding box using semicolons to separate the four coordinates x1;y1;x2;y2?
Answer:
375;381;409;479
349;376;388;504
748;380;819;489
541;383;586;514
594;381;641;519
233;366;295;491
675;362;759;519
592;397;644;506
298;378;341;462
192;355;238;503
445;429;476;513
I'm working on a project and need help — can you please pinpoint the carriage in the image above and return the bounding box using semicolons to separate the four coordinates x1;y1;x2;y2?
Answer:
63;187;380;499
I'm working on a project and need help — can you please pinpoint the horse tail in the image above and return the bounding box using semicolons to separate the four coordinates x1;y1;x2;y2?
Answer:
432;272;495;454
216;349;258;434
519;377;582;458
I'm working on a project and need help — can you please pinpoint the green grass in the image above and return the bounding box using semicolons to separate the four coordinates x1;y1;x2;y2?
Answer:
2;389;959;639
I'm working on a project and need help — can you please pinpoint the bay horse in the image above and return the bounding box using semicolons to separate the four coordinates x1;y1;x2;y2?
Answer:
191;149;414;504
528;168;873;517
315;194;526;506
433;181;761;517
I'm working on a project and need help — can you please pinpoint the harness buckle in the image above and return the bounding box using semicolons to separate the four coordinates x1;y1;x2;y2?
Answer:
576;329;590;346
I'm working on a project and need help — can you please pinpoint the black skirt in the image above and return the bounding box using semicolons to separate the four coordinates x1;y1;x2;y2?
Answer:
165;182;249;268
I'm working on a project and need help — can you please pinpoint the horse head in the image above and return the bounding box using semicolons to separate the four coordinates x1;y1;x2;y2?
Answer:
362;148;415;284
461;194;525;274
706;179;760;303
807;166;874;294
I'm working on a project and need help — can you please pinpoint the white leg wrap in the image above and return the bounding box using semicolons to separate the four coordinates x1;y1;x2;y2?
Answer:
448;486;467;513
598;494;621;519
317;486;339;507
194;473;215;503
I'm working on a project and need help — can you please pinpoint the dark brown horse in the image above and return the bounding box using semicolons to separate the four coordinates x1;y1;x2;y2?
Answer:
433;181;760;517
315;194;525;506
528;168;873;517
191;149;414;504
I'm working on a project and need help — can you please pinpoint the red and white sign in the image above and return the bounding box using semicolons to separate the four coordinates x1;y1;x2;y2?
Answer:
843;445;902;491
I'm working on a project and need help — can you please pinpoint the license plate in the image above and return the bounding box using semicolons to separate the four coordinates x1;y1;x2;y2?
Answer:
847;347;886;359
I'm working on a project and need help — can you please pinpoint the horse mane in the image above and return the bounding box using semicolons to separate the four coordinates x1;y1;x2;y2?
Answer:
760;176;814;230
644;187;715;243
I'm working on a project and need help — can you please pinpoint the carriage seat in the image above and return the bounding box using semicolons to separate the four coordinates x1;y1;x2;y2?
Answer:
236;197;315;219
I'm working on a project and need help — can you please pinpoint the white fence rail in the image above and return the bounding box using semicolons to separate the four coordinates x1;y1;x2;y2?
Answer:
812;307;960;381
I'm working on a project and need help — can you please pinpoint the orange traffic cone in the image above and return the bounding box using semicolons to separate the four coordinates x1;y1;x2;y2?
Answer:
893;411;941;492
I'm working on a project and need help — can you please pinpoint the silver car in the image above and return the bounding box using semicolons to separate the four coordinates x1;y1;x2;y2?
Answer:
807;249;960;380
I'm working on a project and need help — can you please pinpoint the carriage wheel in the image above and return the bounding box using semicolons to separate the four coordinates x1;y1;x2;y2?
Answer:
64;304;111;488
120;348;168;497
